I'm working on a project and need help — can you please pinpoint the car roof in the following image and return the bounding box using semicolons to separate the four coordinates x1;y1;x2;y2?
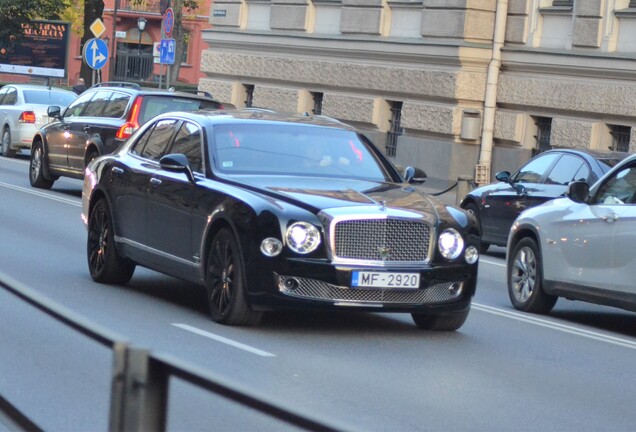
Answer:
2;84;74;93
545;147;627;162
86;82;221;102
154;109;357;130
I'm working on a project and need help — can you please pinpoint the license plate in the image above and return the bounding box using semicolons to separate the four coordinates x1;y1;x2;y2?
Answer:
351;271;420;289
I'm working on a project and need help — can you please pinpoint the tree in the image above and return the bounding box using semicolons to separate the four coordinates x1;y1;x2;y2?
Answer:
78;0;104;85
167;0;200;85
0;0;68;48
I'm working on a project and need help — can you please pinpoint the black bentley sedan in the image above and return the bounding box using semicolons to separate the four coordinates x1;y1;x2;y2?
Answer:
459;148;625;252
82;110;480;330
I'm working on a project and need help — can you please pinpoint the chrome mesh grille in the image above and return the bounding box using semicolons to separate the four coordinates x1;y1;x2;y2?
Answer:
279;276;461;304
333;218;431;262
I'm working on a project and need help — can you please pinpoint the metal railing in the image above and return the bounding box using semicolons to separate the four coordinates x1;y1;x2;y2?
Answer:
0;271;350;432
114;50;154;83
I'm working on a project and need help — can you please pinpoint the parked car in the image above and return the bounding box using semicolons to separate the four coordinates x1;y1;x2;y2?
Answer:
0;84;76;157
507;153;636;315
459;148;626;251
81;110;480;330
29;82;224;189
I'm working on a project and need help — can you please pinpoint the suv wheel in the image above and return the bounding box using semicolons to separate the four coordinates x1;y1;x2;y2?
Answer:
29;142;54;189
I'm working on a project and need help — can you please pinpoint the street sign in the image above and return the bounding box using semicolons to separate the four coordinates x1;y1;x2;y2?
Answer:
163;8;174;37
90;18;106;38
83;38;109;70
159;38;175;65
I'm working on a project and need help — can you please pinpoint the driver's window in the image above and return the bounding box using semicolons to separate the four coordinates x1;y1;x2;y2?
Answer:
513;153;559;183
594;165;636;205
64;91;94;118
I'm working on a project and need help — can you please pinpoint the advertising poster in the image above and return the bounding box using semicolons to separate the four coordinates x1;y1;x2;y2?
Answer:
0;20;70;78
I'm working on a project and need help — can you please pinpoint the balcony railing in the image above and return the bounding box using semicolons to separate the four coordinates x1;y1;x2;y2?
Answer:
119;0;162;13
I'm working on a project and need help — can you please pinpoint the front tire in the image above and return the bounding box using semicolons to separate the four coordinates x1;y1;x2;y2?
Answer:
87;199;135;284
206;228;262;326
463;202;489;253
1;127;16;157
29;142;54;189
411;307;470;331
507;237;557;314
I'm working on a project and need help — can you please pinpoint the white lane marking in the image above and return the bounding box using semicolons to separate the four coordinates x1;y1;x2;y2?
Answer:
0;157;29;165
172;323;276;357
473;302;636;350
480;258;505;268
0;181;81;207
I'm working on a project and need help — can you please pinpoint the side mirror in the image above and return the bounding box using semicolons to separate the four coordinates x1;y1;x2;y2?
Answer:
567;181;589;203
160;153;196;183
403;166;427;184
495;171;511;182
47;105;61;119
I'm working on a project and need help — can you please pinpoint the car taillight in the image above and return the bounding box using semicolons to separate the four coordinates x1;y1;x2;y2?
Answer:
116;96;143;139
19;111;36;123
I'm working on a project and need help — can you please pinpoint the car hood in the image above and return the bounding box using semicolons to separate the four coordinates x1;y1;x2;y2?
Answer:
229;175;442;217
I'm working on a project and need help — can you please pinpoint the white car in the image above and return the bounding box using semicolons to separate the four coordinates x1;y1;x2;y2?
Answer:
0;84;76;157
507;153;636;314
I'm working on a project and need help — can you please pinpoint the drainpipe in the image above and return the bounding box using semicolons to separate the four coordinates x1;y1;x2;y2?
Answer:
476;0;509;185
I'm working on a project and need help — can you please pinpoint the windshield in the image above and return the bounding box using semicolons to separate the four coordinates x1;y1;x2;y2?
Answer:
23;90;75;106
212;123;392;181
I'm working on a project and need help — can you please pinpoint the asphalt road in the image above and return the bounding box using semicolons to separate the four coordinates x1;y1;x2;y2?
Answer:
1;154;635;431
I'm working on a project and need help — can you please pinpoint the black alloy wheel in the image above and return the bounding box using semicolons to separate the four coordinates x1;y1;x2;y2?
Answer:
507;237;557;314
87;199;135;284
206;228;262;326
29;142;54;189
411;307;470;331
463;202;490;253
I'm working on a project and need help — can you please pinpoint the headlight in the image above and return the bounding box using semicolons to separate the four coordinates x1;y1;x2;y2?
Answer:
438;228;464;260
464;245;479;264
286;222;321;254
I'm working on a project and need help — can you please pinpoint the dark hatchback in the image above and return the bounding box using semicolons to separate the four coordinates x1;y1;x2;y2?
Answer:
82;110;480;330
29;83;223;189
460;148;626;251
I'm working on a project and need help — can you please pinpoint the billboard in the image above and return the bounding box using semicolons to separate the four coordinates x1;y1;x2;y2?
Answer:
0;20;70;78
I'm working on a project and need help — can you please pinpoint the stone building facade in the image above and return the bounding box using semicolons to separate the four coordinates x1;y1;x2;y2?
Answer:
198;0;636;188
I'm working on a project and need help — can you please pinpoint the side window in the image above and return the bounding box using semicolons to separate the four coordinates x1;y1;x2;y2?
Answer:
0;87;9;105
513;153;560;183
64;92;94;118
3;87;17;105
139;119;179;162
594;165;636;205
129;124;156;156
169;121;203;173
103;92;130;118
82;91;111;117
546;155;585;185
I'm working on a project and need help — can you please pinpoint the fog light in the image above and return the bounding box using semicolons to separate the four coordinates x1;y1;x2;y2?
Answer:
283;277;299;290
464;245;479;264
448;283;463;296
261;237;283;257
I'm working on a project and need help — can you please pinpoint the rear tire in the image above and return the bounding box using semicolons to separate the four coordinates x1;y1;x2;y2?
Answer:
507;237;557;314
29;142;54;189
1;127;16;157
87;199;135;284
463;202;490;253
206;228;262;326
411;307;470;331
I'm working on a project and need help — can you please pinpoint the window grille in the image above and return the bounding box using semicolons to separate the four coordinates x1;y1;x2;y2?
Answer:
312;92;323;115
244;84;254;108
385;101;403;157
534;117;552;154
609;125;631;152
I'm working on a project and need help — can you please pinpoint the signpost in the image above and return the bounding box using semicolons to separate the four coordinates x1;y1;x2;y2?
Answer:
163;8;174;37
83;38;109;70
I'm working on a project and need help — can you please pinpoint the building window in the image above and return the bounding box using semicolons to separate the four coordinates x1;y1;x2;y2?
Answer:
181;31;190;64
311;92;323;115
244;84;254;108
534;117;552;154
552;0;573;7
386;101;403;158
610;125;631;152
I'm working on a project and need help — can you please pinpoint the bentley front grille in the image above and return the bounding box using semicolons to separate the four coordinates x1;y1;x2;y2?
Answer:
333;218;431;262
278;276;462;305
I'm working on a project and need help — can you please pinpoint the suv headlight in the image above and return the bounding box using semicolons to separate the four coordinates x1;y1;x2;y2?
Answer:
438;228;464;260
286;222;321;254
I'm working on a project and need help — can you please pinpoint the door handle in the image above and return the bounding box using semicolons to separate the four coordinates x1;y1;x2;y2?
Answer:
83;126;90;132
603;212;619;223
111;167;124;175
64;125;70;131
150;178;162;186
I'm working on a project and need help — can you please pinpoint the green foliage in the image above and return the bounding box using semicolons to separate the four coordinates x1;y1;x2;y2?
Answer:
0;0;69;43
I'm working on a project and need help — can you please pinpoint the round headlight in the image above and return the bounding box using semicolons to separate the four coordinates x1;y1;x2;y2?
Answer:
464;245;479;264
260;237;283;257
438;228;464;260
286;222;321;254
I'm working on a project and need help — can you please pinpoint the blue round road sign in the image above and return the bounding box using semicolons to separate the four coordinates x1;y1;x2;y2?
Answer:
83;38;109;70
164;8;174;37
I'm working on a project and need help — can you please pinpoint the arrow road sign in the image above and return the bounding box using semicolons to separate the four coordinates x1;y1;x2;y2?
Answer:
83;38;109;70
160;38;175;65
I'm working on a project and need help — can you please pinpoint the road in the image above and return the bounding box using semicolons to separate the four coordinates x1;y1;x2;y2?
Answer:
1;154;635;431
